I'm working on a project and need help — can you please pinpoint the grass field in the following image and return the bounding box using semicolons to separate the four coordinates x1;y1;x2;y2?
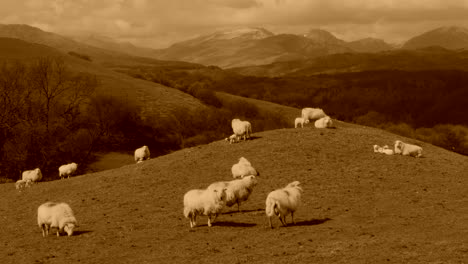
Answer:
1;121;467;263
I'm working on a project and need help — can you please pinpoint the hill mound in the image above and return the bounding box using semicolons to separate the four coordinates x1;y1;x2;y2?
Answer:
1;123;467;263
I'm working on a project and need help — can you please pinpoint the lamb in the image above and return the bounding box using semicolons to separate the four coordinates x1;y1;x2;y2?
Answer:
134;145;150;163
394;140;423;158
265;181;303;228
294;117;309;128
208;175;258;212
37;202;77;237
231;119;252;141
183;184;227;228
314;116;333;128
373;145;382;153
15;179;31;190
231;157;259;179
381;145;394;155
58;162;78;179
225;134;239;144
22;168;42;183
301;108;327;122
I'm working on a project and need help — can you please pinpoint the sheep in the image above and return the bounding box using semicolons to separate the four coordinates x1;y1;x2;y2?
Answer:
231;157;259;179
183;184;227;228
37;202;77;237
15;179;28;190
314;116;333;129
294;117;309;128
225;134;239;144
373;145;382;153
265;181;303;228
394;140;423;158
22;168;42;183
381;145;394;155
134;145;150;163
58;162;78;180
231;119;252;141
301;108;327;122
208;175;258;212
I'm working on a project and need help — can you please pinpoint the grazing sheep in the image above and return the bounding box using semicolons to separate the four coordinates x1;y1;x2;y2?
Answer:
231;119;252;141
58;162;78;179
22;168;42;183
15;179;28;190
314;116;333;129
394;140;423;157
231;157;259;179
208;175;258;212
225;134;239;144
265;181;303;228
37;202;77;237
294;117;309;128
183;185;227;228
134;145;150;163
302;108;327;122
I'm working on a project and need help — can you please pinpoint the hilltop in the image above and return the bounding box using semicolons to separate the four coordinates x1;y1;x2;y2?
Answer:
1;123;467;263
403;26;468;50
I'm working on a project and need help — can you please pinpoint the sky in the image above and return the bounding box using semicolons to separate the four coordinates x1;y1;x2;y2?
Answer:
1;0;468;49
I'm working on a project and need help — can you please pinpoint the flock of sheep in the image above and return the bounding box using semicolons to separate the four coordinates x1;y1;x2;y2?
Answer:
374;140;423;157
183;156;302;229
15;162;78;191
14;106;424;237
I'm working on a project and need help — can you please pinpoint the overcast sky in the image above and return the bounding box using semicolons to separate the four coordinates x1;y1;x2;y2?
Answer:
1;0;468;48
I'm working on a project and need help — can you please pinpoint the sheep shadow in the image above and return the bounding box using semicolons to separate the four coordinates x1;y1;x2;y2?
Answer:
292;218;331;227
72;230;93;236
214;221;257;228
247;136;262;141
221;208;264;215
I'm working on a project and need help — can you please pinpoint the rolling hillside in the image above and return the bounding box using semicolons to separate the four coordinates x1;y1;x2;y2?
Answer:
1;123;467;263
229;47;468;77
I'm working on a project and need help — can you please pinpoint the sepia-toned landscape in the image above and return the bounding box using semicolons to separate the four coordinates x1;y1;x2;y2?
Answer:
0;1;467;263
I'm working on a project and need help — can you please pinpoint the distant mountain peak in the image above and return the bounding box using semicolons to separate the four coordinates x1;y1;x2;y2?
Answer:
303;29;342;44
403;26;468;50
207;27;274;41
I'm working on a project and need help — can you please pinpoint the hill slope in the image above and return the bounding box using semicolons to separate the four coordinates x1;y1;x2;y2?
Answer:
1;123;467;263
403;26;468;50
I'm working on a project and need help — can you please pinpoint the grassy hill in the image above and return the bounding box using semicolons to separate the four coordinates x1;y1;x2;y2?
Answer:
1;123;467;263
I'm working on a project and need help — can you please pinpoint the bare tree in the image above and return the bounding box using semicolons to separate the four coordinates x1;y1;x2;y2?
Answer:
0;62;31;156
28;57;97;134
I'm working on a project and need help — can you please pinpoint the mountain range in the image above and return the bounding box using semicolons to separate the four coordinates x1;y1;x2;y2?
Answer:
152;26;468;68
3;23;468;71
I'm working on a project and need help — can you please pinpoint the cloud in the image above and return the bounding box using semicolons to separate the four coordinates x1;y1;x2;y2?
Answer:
1;0;468;48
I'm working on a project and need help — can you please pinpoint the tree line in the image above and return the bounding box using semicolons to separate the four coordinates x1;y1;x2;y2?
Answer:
122;66;468;155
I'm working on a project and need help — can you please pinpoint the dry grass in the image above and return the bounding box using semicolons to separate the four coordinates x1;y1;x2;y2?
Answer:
1;122;468;263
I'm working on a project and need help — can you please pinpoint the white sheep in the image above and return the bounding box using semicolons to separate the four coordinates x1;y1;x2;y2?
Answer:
231;157;259;179
15;179;29;190
58;162;78;179
225;134;239;144
208;175;258;212
22;168;42;183
394;140;423;157
231;119;252;141
373;145;382;153
134;145;150;163
37;202;77;237
183;184;227;228
314;116;333;128
381;145;394;155
265;181;303;228
294;117;309;128
302;108;327;122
